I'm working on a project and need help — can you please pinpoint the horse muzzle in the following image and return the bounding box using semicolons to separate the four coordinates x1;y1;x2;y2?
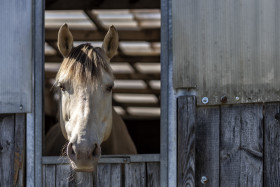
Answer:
67;142;101;172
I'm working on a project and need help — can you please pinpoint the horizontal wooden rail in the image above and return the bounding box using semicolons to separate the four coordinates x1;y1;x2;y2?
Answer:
42;154;160;164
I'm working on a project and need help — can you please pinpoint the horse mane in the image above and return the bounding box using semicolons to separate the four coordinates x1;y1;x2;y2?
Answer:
54;43;113;87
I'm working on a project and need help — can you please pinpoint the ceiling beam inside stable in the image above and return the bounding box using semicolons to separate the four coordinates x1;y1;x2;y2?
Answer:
45;0;160;10
45;54;160;63
45;28;160;42
45;71;160;80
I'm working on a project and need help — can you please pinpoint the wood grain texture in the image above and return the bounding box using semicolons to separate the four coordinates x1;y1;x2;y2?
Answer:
14;114;25;187
196;106;220;187
56;164;71;187
0;114;15;187
43;165;56;187
110;164;122;187
97;164;111;187
75;171;94;187
264;103;280;187
220;104;263;187
125;163;146;187
146;163;160;187
177;96;196;187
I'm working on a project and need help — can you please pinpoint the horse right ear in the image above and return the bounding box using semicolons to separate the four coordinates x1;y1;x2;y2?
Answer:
57;23;73;57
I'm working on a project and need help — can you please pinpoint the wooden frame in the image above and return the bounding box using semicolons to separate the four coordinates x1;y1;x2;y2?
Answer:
28;2;168;187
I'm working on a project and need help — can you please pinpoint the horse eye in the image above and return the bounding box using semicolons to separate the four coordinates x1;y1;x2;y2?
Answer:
106;85;113;92
59;85;66;91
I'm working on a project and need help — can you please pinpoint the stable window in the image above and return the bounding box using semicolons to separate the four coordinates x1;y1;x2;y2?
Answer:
42;6;162;186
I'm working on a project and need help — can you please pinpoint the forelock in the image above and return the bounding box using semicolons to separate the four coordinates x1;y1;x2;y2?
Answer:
55;43;113;87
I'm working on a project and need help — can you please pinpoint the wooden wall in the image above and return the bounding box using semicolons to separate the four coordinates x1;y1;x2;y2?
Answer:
0;114;25;187
43;162;160;187
178;95;280;186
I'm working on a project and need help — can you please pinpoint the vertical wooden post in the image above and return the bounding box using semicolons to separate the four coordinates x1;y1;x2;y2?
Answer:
264;103;280;187
177;96;196;186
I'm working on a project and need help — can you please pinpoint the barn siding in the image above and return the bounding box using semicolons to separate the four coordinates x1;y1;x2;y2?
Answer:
178;96;280;187
264;103;280;187
172;0;280;105
0;114;25;187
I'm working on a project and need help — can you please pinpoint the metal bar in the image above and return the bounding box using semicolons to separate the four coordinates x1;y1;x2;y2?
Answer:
160;0;175;185
33;0;44;186
42;154;160;164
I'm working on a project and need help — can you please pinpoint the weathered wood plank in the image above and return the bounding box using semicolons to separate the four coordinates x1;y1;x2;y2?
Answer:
196;106;220;187
75;171;94;187
14;114;25;187
56;164;71;187
220;104;263;187
0;114;15;187
110;164;122;187
43;165;56;187
264;103;280;186
97;164;111;187
177;96;196;187
147;162;160;187
125;163;146;187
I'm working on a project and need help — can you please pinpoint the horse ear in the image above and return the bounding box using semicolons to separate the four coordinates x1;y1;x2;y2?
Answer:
57;23;73;57
102;25;119;59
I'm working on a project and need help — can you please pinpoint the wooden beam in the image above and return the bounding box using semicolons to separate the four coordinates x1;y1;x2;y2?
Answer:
113;88;160;94
45;28;160;42
45;54;160;63
113;100;160;108
84;10;106;32
46;0;160;10
45;71;160;80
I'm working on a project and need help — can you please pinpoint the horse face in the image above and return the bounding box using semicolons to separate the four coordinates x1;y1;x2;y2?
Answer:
56;24;118;172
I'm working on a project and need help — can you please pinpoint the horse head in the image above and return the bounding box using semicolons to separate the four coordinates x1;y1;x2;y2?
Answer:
55;23;118;172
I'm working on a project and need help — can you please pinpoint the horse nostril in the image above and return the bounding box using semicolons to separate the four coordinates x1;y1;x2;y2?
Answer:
67;143;76;161
92;144;97;156
92;144;100;158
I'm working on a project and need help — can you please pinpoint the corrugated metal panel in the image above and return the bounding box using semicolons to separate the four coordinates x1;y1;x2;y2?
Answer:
173;0;280;105
0;0;32;112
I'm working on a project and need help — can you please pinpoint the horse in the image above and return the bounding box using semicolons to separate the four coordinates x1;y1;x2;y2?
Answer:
45;24;137;172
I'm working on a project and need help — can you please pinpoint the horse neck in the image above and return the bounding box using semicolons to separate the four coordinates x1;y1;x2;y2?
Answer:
101;108;137;154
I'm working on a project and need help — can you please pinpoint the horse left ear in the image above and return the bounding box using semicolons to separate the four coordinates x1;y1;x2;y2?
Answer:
57;23;73;57
102;26;119;59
